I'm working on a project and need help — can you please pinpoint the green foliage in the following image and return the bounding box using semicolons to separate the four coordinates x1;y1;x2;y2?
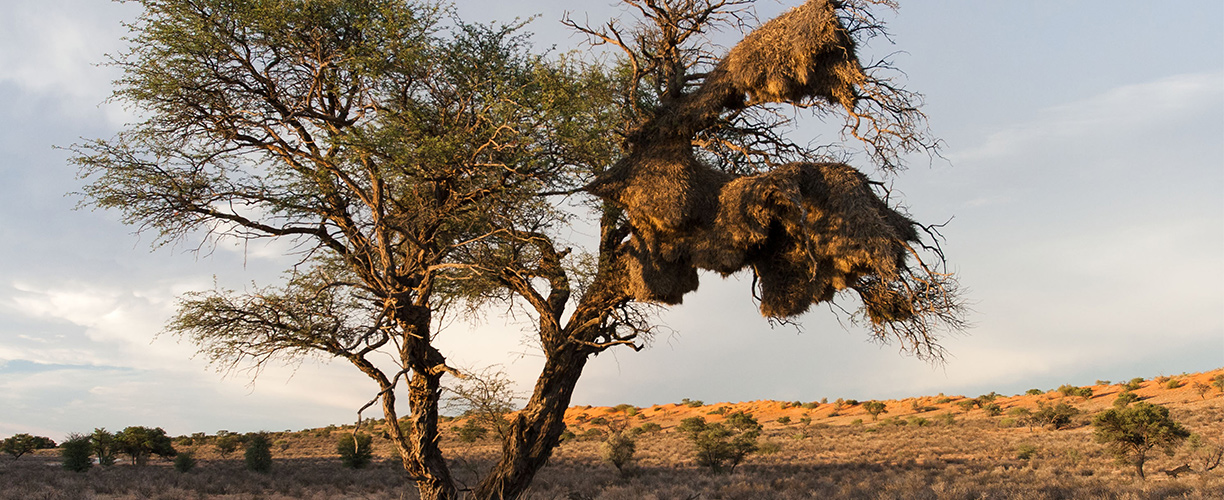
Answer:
863;401;887;421
1213;374;1224;392
799;416;812;426
337;432;374;469
60;434;93;472
456;419;488;443
1;434;42;460
1113;391;1140;408
636;422;662;434
1123;378;1145;391
983;403;1002;417
801;402;820;409
116;426;176;466
588;416;610;427
600;432;636;475
612;404;638;416
677;414;761;474
757;440;782;455
1165;379;1182;390
955;400;976;413
936;412;957;426
244;432;273;473
215;433;243;458
681;398;704;408
909;417;930;427
1015;443;1037;461
1192;381;1211;399
1092;402;1190;480
92;428;118;466
1057;384;1093;399
174;451;197;473
776;416;792;425
1034;402;1080;430
1025;389;1044;396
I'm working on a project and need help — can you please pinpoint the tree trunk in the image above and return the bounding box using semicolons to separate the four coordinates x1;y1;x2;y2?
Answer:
473;349;590;499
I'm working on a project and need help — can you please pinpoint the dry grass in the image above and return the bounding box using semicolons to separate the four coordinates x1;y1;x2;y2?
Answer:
4;369;1221;499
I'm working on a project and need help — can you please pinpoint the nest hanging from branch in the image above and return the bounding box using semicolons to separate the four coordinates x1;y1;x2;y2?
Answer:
583;0;962;351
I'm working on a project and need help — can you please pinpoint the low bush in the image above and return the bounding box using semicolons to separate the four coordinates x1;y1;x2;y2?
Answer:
60;433;93;472
337;432;373;469
174;451;197;473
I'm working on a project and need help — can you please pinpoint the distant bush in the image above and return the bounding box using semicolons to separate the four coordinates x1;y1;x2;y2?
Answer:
801;402;819;409
863;401;887;421
2;434;42;460
844;399;859;406
636;422;662;434
600;432;636;475
587;416;610;427
1123;378;1145;391
1095;380;1111;386
1025;389;1043;396
116;426;176;466
757;440;782;455
1213;374;1224;392
909;417;930;427
707;407;728;415
1192;382;1211;399
1113;391;1139;408
1165;379;1182;390
798;416;812;426
244;432;272;473
1057;384;1093;399
678;413;761;474
337;432;374;469
1015;443;1037;460
174;451;197;473
457;419;488;443
776;416;791;425
1034;402;1080;430
680;398;704;408
613;404;638;416
935;397;955;404
60;434;93;472
215;433;243;458
936;412;956;426
983;403;1002;417
955;400;976;413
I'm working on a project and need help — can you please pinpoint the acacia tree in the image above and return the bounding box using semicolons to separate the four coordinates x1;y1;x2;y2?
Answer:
74;0;961;499
1092;402;1191;480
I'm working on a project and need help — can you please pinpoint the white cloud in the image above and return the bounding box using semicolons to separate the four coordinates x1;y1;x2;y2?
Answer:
954;72;1224;164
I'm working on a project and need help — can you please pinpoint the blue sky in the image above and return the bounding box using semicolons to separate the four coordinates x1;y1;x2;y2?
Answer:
1;0;1221;440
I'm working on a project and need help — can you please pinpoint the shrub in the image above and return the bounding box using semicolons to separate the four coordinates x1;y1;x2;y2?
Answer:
1165;379;1182;390
798;416;812;426
1025;389;1043;396
1092;402;1190;480
1057;384;1092;399
955;400;976;413
757;440;782;455
937;412;956;426
587;416;610;426
862;401;887;421
1;434;41;460
1015;443;1037;460
844;399;859;406
1034;402;1080;430
909;417;930;427
60;434;93;472
174;451;197;473
1113;391;1139;408
558;430;576;443
456;419;488;443
600;432;636;475
776;416;791;424
681;398;704;408
1095;380;1111;386
983;403;1002;416
1192;381;1211;399
636;422;662;433
1123;377;1145;391
337;432;374;469
677;413;761;474
1213;374;1224;392
92;428;118;466
244;432;273;473
215;433;243;458
801;402;819;409
116;426;176;466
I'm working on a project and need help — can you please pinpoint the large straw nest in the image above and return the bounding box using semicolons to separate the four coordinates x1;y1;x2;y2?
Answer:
720;0;864;108
614;160;921;319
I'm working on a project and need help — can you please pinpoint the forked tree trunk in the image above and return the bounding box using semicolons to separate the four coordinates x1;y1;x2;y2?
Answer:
473;348;590;499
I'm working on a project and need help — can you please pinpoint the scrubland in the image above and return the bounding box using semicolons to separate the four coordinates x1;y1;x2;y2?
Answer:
3;369;1222;499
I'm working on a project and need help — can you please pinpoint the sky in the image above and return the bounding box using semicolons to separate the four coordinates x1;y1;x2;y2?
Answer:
1;0;1221;440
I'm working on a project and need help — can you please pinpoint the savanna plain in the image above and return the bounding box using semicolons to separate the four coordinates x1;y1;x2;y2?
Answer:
3;369;1222;500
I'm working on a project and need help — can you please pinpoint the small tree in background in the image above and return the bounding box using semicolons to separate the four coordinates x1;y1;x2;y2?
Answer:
1034;402;1079;430
1212;374;1224;393
174;451;197;473
116;426;176;466
338;432;374;469
678;412;761;474
1092;402;1190;480
1192;381;1211;400
92;428;118;466
60;433;94;472
244;432;273;473
215;433;243;459
1113;391;1140;408
863;401;887;421
1;434;40;460
600;432;636;475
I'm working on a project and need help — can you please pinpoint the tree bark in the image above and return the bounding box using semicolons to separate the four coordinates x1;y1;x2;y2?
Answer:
473;347;590;499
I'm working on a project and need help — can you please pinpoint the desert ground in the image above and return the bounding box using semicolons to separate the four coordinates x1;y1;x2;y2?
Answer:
3;369;1222;499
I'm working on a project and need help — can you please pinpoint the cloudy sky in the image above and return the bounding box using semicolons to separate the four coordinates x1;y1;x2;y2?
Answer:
1;0;1221;440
